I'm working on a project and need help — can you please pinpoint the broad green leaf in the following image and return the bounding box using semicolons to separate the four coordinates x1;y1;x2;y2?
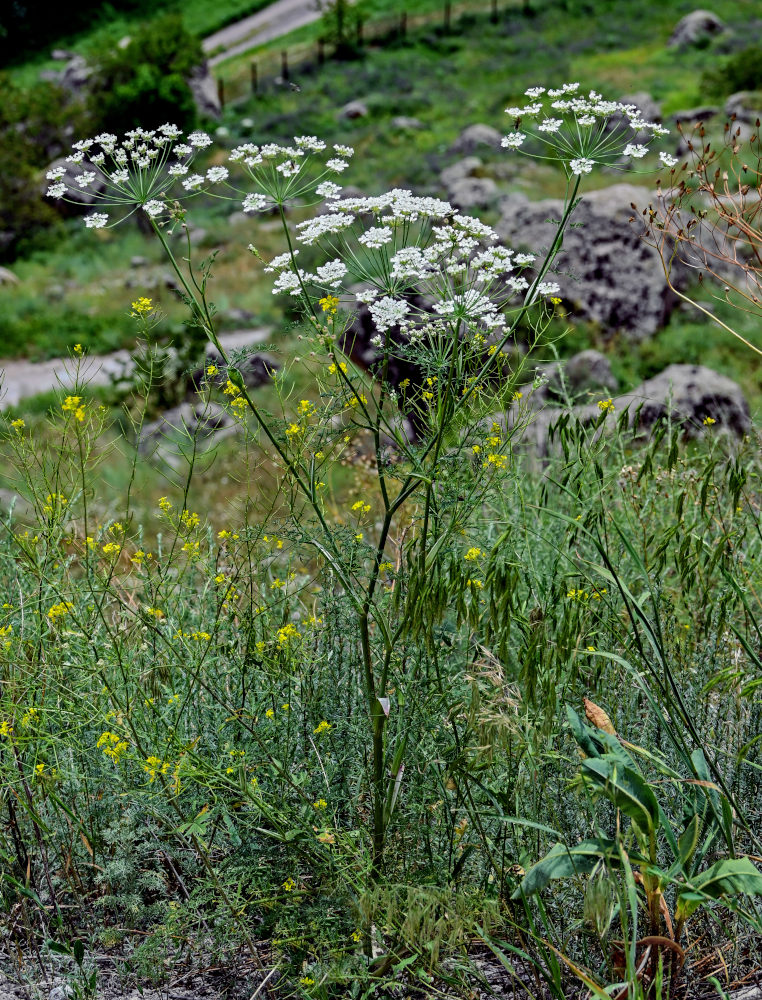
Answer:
566;706;634;769
676;857;762;923
580;758;659;834
515;838;622;898
677;814;701;871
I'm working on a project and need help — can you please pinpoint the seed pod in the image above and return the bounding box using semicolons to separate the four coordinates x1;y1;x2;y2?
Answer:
584;697;616;735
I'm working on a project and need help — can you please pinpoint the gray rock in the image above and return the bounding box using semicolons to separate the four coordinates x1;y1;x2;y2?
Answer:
667;9;724;47
227;211;249;226
670;105;718;126
619;91;661;125
447;176;498;210
139;402;237;460
43;157;107;207
724;91;762;124
497;184;680;339
439;156;482;188
0;266;19;285
188;61;222;120
508;364;749;455
562;349;619;396
130;255;148;268
531;350;618;407
58;55;92;92
340;99;369;119
49;986;75;1000
391;116;424;130
51;48;74;60
730;987;762;1000
449;123;503;154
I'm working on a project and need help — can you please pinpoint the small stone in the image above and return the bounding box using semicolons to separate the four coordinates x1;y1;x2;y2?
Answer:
340;100;369;119
449;123;503;154
667;9;724;48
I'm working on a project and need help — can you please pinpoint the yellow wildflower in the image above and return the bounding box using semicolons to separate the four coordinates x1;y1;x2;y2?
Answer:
597;398;615;413
130;297;153;317
47;601;74;621
319;295;339;314
61;395;85;421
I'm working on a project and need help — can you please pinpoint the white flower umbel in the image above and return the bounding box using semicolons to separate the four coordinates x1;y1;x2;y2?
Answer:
47;125;214;227
502;83;671;177
226;139;355;211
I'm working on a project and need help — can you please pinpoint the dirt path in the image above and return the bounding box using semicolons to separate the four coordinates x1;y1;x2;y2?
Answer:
0;329;271;411
203;0;322;66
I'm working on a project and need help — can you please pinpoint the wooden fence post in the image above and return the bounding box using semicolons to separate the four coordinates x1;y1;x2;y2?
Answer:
217;77;225;107
399;10;407;37
491;0;498;22
444;0;451;31
356;17;364;46
281;50;289;80
250;60;258;94
317;37;325;63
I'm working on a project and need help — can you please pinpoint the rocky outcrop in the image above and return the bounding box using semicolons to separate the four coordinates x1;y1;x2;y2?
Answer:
532;350;619;406
667;9;724;48
188;62;222;120
724;91;762;125
497;185;677;340
506;364;750;455
449;123;503;154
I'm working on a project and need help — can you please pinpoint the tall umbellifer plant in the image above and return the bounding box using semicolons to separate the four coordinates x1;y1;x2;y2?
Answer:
48;86;672;883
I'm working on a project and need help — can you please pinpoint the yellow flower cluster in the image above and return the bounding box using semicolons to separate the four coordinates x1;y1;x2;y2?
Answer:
47;601;74;621
10;418;24;430
464;547;482;562
328;361;347;376
130;297;153;317
597;398;615;413
181;509;200;530
319;295;339;315
97;731;128;763
43;493;68;514
313;720;332;735
143;756;170;782
62;395;86;421
277;622;300;647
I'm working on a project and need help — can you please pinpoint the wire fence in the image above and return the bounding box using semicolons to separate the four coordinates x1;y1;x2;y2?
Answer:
214;0;529;105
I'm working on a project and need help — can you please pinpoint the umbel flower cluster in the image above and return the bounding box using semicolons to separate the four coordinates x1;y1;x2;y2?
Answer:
502;83;676;174
264;189;554;341
47;84;675;350
46;125;355;228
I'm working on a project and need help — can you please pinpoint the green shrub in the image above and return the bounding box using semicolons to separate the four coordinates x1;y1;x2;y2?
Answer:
86;14;203;135
701;44;762;99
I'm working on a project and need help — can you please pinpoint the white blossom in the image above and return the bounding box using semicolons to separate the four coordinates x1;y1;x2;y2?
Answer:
326;158;349;173
623;143;648;159
243;192;267;213
358;226;393;248
46;183;66;199
659;152;678;168
569;158;594;175
143;200;165;217
315;259;348;287
188;131;212;148
206;165;229;182
370;296;409;332
502;132;526;148
84;212;108;228
316;181;342;200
